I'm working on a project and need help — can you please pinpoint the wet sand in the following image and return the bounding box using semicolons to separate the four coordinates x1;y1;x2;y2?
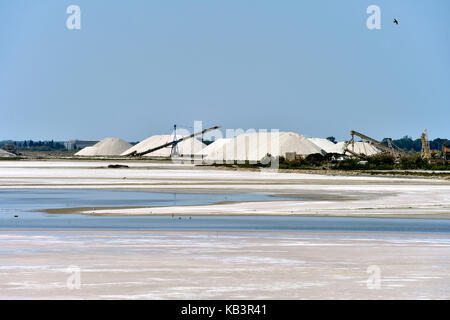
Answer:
0;230;449;299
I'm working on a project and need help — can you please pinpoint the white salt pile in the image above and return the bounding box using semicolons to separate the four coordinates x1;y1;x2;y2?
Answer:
75;138;132;156
308;138;337;153
331;141;381;156
75;146;97;156
196;138;232;158
204;131;323;162
121;135;206;157
0;149;15;158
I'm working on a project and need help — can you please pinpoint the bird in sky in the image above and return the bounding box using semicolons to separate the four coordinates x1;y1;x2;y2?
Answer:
393;19;399;25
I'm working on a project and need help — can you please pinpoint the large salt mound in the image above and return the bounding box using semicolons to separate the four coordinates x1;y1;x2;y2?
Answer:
121;135;206;157
75;138;132;156
204;132;324;162
308;138;337;153
75;146;98;156
196;138;232;158
0;149;15;157
331;141;381;156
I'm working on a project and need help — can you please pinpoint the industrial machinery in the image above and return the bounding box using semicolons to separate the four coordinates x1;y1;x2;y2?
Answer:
125;125;221;157
345;130;406;159
420;128;431;160
443;142;450;161
419;129;450;162
342;145;365;158
4;144;18;155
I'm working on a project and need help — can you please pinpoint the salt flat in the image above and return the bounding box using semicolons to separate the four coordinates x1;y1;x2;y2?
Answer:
0;231;448;299
1;160;449;218
1;160;449;300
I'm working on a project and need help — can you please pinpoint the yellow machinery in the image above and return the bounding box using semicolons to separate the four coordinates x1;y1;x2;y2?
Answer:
443;142;450;161
420;129;431;160
420;129;450;163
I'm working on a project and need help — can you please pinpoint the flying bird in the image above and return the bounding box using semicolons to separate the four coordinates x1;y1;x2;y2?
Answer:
393;19;399;25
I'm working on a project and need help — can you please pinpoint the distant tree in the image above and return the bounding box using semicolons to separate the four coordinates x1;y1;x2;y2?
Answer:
382;136;421;152
326;136;336;144
379;136;450;153
430;138;449;151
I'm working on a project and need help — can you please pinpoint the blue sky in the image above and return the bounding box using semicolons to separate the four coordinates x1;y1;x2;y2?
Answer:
1;0;449;141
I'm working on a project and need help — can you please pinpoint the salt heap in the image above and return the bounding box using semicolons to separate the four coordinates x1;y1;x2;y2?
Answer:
75;146;98;156
121;135;206;157
0;149;15;158
331;141;381;156
204;131;324;162
196;138;232;158
75;138;132;156
308;138;337;153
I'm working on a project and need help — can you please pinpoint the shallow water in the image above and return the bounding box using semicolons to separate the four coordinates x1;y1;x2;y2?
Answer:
0;189;450;233
0;188;285;211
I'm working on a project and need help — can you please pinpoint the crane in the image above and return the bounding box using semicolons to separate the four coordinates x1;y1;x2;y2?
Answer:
124;125;221;157
420;129;431;160
347;130;406;159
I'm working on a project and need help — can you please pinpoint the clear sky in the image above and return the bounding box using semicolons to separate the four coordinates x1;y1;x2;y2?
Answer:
1;0;449;142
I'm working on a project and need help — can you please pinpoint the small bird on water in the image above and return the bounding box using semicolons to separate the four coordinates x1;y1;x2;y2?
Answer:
393;19;399;25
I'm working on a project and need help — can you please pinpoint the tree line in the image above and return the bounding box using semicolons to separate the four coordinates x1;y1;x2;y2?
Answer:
0;140;66;151
381;136;449;152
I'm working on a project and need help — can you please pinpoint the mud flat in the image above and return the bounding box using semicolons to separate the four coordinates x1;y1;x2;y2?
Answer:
0;230;449;299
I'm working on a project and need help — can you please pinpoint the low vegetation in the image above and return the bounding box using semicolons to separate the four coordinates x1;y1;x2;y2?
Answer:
280;154;450;171
212;153;450;173
0;140;66;152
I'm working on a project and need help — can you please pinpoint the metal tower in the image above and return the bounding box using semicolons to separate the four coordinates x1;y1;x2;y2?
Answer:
171;124;180;157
